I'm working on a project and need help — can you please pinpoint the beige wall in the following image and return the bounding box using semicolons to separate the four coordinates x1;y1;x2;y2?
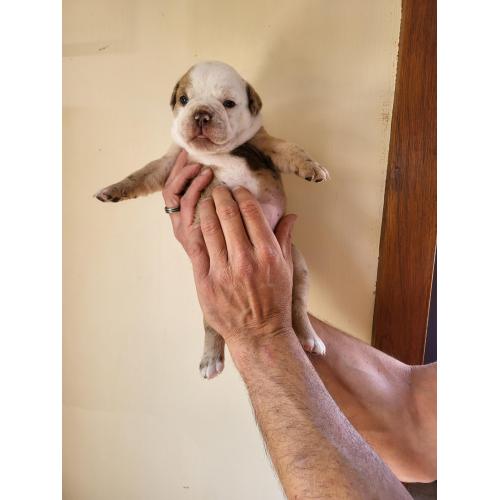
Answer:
63;1;401;498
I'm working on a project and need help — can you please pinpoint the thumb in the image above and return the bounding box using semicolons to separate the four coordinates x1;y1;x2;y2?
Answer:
275;214;297;262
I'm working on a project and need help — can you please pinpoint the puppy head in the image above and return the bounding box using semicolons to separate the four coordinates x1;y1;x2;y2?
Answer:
170;61;262;155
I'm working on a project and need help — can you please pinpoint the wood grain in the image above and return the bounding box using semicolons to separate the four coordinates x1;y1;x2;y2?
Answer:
372;0;436;364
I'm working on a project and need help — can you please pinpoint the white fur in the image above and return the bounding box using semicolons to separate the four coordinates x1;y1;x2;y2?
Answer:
190;153;260;195
171;61;262;155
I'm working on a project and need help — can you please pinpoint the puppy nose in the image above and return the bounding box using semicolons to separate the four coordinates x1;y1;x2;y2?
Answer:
194;109;212;126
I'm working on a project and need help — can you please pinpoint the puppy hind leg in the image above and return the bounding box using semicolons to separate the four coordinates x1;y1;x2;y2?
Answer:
199;321;225;379
292;245;326;355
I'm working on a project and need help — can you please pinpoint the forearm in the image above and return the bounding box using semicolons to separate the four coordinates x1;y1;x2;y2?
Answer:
309;316;437;483
170;178;418;494
229;329;411;500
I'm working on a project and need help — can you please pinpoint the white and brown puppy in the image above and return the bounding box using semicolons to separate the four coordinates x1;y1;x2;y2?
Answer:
96;61;329;379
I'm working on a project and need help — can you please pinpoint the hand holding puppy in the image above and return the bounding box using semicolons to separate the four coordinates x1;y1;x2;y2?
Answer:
191;186;297;349
162;153;297;350
98;62;328;377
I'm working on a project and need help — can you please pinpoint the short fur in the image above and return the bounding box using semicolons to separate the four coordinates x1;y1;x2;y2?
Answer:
96;61;330;378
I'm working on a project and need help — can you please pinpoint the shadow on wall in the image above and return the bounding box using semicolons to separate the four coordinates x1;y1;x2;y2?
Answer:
249;3;391;336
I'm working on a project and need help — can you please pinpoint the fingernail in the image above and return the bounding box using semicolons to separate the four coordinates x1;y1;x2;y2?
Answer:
200;169;211;176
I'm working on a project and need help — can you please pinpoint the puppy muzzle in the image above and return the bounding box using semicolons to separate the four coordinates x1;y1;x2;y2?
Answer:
193;107;213;128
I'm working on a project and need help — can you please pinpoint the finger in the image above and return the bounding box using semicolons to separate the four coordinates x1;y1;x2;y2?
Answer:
168;163;202;198
274;214;298;263
161;149;188;208
186;233;210;280
232;187;276;250
199;197;228;266
167;149;189;182
212;186;251;258
161;164;200;239
180;168;214;227
162;162;201;207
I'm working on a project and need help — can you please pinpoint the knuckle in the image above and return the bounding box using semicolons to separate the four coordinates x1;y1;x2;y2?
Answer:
215;265;232;283
215;247;228;261
217;203;239;221
234;258;255;278
184;164;200;179
239;200;260;217
163;192;179;206
187;242;205;259
200;218;220;235
161;185;171;198
213;185;228;195
261;247;280;263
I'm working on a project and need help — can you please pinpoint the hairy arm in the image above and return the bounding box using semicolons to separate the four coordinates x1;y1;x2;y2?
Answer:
308;317;437;483
230;331;411;499
162;163;411;498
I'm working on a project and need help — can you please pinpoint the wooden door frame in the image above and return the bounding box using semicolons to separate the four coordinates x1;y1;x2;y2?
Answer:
371;0;437;365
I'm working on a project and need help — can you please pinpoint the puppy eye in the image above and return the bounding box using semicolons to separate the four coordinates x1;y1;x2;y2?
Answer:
179;95;189;106
223;100;236;108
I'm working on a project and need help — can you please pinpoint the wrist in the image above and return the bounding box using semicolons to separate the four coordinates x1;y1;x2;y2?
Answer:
227;326;300;375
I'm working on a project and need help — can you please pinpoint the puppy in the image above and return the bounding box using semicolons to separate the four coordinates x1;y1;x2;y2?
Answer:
96;61;329;379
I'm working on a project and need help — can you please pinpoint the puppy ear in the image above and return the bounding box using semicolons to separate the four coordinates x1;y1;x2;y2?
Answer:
246;82;262;115
170;81;180;109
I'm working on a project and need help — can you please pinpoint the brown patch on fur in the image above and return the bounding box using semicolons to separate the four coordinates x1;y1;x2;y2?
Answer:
169;82;179;109
231;142;279;179
170;70;193;110
246;82;262;115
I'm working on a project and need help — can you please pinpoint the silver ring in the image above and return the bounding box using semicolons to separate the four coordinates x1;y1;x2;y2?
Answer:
164;206;181;214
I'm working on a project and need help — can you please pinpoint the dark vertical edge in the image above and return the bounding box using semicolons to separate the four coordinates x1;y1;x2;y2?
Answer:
372;0;437;364
424;256;437;364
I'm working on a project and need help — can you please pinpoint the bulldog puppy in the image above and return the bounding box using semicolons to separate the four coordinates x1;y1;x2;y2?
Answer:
96;61;329;379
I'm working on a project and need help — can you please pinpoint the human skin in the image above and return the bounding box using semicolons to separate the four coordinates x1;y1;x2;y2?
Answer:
308;317;436;483
161;152;414;498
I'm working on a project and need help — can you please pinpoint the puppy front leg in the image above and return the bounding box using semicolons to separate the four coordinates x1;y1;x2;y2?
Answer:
95;143;181;202
199;321;225;379
250;127;330;183
291;245;326;355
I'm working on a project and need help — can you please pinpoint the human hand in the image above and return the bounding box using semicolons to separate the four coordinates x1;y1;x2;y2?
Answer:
162;149;214;254
189;186;297;349
162;152;297;349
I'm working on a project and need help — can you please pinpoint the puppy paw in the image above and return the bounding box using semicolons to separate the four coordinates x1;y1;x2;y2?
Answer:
299;334;326;356
199;355;225;379
94;182;130;203
298;160;330;183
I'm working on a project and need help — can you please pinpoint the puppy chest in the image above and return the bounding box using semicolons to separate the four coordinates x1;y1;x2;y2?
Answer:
191;156;285;230
212;158;260;194
214;157;285;229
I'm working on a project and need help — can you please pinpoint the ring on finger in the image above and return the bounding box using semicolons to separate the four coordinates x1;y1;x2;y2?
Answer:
164;206;181;214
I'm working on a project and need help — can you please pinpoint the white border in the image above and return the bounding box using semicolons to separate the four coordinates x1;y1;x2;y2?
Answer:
1;1;500;498
438;1;500;497
0;1;61;499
